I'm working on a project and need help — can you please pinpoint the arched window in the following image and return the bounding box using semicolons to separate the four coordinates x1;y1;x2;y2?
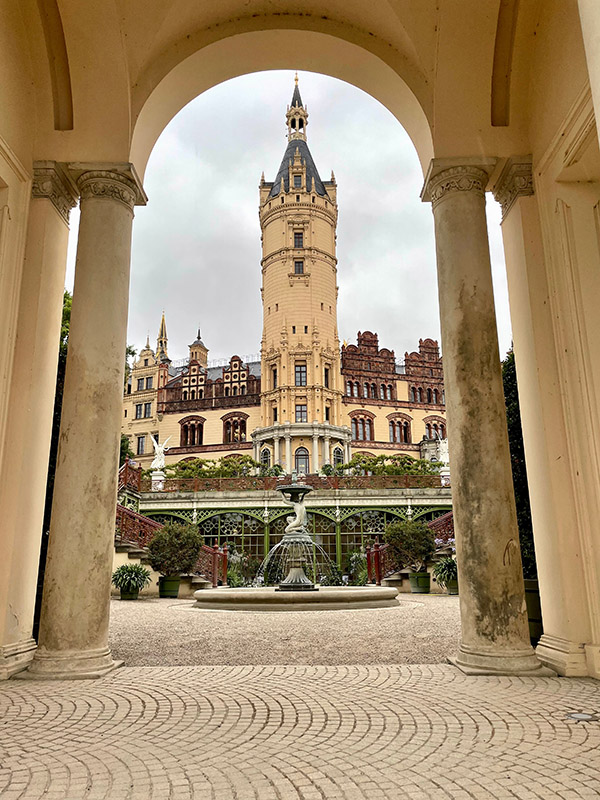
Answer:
223;414;248;443
233;385;238;396
191;389;195;400
433;389;439;404
418;387;423;402
403;421;411;443
346;381;352;396
426;424;432;438
199;389;204;399
225;386;230;397
351;419;358;439
387;385;393;400
442;390;446;405
333;447;344;466
260;448;271;468
389;421;396;442
353;382;359;397
371;383;377;399
295;447;310;475
363;382;369;398
380;384;385;399
441;424;446;438
411;387;417;403
366;419;373;441
427;388;432;403
433;423;439;438
182;391;188;400
241;386;246;395
179;416;205;447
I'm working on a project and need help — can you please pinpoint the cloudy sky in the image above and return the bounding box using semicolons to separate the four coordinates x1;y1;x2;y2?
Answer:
65;70;512;365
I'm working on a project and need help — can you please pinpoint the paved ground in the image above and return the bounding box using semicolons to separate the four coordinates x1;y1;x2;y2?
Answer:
2;665;600;799
108;594;462;665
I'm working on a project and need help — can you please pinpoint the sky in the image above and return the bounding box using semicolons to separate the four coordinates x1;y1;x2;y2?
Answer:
65;70;513;365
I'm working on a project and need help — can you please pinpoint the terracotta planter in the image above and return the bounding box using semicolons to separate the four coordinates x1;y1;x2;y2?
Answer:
445;578;459;595
120;589;139;601
408;571;430;593
158;576;181;598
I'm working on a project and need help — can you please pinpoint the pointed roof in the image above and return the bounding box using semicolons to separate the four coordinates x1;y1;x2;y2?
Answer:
291;72;303;108
190;327;207;348
268;138;328;199
157;311;167;341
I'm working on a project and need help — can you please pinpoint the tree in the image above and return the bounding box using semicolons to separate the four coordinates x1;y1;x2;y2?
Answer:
502;348;537;579
120;434;134;467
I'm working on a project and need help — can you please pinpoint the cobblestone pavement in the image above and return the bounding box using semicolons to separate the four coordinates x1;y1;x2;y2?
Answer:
2;665;600;799
108;595;462;665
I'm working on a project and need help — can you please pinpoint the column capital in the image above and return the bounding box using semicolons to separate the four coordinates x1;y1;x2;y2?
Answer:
492;156;534;221
68;162;147;211
421;157;497;208
32;161;78;224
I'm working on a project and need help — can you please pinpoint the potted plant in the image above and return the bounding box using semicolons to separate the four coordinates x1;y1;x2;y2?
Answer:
111;563;151;600
432;556;458;595
384;519;435;593
147;522;203;598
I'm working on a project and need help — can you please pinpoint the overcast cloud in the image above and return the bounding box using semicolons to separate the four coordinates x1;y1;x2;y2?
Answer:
65;71;512;364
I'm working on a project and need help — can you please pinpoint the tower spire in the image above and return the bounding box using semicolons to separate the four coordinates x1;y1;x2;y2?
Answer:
156;311;169;362
287;73;307;142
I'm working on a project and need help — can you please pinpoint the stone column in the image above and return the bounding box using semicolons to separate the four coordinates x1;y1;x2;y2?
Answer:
578;1;600;136
322;435;331;466
312;432;320;474
274;434;281;466
493;158;597;675
252;438;260;463
0;163;77;679
422;158;551;676
343;438;351;464
285;429;292;475
24;165;146;679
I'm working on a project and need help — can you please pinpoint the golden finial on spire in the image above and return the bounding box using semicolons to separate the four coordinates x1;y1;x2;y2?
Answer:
295;71;299;86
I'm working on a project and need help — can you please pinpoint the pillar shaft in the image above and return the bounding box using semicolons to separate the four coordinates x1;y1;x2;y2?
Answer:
25;165;146;680
494;158;596;675
285;435;292;474
312;435;320;474
423;158;550;676
578;1;600;138
274;435;280;466
0;164;76;679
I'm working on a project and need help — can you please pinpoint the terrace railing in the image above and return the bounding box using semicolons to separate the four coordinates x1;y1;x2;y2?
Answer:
118;458;142;493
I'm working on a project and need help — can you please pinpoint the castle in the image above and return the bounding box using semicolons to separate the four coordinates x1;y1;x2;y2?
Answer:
122;78;446;471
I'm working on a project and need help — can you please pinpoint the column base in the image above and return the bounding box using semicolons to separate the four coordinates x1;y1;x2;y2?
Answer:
450;641;556;677
16;645;123;680
536;634;588;677
0;638;37;680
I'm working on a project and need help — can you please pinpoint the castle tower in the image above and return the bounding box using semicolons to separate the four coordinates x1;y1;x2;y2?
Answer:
253;76;349;473
156;312;169;363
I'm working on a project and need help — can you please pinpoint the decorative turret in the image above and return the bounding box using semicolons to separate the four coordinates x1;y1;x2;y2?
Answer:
286;73;309;142
189;327;208;368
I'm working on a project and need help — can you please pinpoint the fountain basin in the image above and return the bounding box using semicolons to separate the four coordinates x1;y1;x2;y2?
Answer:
193;585;399;612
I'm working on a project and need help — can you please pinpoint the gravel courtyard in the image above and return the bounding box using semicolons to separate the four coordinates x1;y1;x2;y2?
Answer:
109;593;461;666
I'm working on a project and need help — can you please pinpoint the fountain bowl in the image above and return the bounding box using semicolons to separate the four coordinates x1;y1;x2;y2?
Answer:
193;585;399;612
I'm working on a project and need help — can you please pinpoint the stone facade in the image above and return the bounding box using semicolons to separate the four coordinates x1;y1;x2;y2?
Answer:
122;81;446;472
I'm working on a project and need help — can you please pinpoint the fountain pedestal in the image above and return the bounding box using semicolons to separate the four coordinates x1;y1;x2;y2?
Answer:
274;483;318;591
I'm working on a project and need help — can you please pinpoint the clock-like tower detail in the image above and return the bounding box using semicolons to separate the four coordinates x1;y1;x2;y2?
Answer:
252;76;351;473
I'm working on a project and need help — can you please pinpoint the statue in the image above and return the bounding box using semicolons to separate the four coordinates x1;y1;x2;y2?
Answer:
280;488;308;534
150;435;171;470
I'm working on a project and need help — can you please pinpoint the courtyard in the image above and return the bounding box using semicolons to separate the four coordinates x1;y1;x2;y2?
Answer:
2;598;600;798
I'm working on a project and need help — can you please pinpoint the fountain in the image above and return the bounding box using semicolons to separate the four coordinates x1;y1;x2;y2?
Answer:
193;476;399;611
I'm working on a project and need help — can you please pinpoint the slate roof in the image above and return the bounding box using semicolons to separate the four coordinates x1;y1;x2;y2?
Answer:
268;138;329;199
291;83;303;108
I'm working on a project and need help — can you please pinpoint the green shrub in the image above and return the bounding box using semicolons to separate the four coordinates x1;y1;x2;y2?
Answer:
432;556;458;589
384;519;435;572
345;550;368;585
111;563;151;592
147;523;202;576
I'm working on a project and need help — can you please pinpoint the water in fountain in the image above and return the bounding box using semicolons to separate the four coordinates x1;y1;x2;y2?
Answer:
254;537;340;587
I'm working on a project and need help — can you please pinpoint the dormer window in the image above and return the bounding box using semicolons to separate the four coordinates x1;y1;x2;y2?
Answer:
293;175;302;188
